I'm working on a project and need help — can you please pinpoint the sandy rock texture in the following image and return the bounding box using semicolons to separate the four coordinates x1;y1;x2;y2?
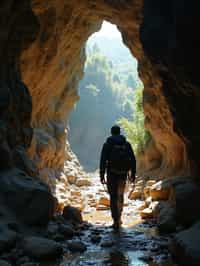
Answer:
0;0;193;183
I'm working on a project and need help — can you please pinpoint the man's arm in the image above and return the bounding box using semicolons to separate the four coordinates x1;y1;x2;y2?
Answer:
127;142;136;182
99;142;108;184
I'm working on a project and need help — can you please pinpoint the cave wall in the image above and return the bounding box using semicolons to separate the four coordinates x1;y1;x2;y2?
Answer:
1;0;199;182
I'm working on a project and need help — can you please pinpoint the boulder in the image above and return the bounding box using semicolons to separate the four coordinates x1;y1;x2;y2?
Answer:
172;221;200;266
146;180;156;187
170;182;200;226
67;175;77;185
0;260;11;266
59;224;75;238
157;202;176;233
96;205;109;211
0;169;54;225
71;190;82;197
98;196;110;207
143;186;151;198
137;202;147;211
150;180;171;200
22;236;62;259
128;188;143;200
76;178;91;187
68;241;87;253
140;208;154;219
0;228;17;253
63;205;83;224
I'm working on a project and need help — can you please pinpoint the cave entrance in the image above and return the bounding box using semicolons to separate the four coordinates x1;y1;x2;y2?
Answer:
68;21;145;173
67;21;147;227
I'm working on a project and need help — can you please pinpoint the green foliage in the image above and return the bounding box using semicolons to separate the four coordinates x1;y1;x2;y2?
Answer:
119;84;151;155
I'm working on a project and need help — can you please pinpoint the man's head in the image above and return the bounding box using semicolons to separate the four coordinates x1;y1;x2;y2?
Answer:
111;125;121;135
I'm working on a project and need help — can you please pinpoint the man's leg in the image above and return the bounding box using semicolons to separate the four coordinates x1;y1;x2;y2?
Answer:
117;177;126;223
107;174;119;225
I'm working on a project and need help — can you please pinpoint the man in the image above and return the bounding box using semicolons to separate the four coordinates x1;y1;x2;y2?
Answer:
100;125;136;229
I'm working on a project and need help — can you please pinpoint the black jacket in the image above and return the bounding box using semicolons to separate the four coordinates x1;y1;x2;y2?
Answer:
100;134;136;177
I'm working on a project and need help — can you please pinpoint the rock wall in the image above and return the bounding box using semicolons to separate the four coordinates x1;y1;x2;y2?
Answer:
0;0;200;183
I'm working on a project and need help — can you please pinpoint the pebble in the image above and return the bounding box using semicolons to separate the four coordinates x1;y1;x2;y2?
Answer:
68;241;87;253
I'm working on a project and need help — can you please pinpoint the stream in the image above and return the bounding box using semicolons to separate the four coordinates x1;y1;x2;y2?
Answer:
47;173;176;266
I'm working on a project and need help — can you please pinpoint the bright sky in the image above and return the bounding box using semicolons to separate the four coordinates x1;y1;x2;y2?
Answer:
93;21;122;39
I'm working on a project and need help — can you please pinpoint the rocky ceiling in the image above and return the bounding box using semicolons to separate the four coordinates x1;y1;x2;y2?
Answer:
1;0;200;184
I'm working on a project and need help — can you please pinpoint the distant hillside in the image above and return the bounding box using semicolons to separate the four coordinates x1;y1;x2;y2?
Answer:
87;35;137;69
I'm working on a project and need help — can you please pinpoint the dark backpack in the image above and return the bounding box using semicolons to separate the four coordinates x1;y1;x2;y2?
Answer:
108;142;131;173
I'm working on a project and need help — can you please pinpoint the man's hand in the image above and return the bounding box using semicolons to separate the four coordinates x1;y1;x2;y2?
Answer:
100;176;106;184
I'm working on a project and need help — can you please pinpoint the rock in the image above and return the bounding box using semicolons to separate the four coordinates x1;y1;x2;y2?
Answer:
16;256;31;265
0;169;54;225
101;241;114;248
143;186;151;198
91;234;101;243
170;181;200;226
76;178;91;187
71;190;82;197
21;263;39;266
59;224;75;238
140;208;154;219
22;236;62;259
68;241;87;253
137;202;147;211
157;202;176;233
0;260;12;266
146;180;156;187
98;196;110;207
67;175;77;185
145;196;152;206
96;205;109;211
149;201;160;216
63;205;83;223
172;221;200;266
150;180;171;200
128;188;143;200
0;228;17;253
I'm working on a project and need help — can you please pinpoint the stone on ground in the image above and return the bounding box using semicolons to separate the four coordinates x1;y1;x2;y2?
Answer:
76;178;91;187
63;205;83;223
128;187;143;200
98;196;110;207
0;168;54;225
173;221;200;266
157;202;176;233
150;180;171;200
0;260;12;266
22;236;62;259
59;224;75;238
0;228;17;253
137;202;147;211
96;205;109;211
170;181;200;226
68;241;87;253
140;208;154;219
67;175;77;185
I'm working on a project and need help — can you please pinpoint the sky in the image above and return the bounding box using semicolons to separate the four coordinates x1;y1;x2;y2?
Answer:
92;21;122;40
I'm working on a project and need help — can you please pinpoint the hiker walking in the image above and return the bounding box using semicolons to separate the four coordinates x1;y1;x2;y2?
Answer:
100;125;136;229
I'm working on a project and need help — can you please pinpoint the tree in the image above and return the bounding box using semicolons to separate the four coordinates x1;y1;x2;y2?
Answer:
119;84;151;156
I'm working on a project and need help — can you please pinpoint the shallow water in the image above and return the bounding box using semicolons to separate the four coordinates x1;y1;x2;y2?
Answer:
45;174;175;266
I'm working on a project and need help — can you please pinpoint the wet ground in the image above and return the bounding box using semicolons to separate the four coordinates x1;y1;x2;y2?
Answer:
51;173;176;266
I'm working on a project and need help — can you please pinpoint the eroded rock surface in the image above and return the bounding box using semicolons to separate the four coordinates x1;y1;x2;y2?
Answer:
2;0;195;182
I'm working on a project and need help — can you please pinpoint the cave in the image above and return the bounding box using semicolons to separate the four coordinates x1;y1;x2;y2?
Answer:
1;1;200;264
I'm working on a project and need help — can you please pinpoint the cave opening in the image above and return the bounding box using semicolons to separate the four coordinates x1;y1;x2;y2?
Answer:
68;21;145;175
